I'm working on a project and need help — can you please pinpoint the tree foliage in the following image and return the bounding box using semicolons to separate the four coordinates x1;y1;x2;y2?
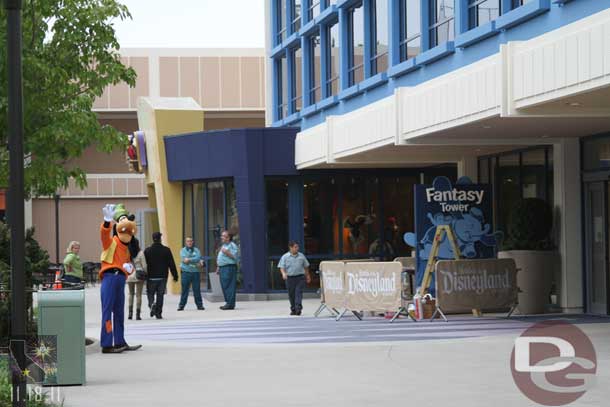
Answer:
0;0;136;198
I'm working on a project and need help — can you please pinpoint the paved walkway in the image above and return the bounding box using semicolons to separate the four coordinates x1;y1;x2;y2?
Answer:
52;288;610;407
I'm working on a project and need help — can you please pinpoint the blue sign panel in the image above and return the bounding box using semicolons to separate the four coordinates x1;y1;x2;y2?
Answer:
404;176;502;295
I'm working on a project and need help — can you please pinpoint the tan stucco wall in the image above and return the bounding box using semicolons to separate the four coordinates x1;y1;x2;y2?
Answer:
204;116;265;130
32;198;149;264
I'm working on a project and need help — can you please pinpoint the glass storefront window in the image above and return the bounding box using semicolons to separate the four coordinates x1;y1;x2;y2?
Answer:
498;154;520;232
183;184;193;240
304;177;339;255
522;149;547;200
266;179;289;256
583;136;610;172
340;176;378;256
381;176;417;259
479;146;553;232
478;158;489;184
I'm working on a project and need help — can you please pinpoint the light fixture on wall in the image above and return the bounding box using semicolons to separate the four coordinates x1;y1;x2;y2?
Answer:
565;101;582;107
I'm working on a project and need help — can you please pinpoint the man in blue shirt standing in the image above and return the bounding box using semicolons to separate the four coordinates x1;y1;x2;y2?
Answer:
178;237;205;311
216;230;239;310
278;241;311;316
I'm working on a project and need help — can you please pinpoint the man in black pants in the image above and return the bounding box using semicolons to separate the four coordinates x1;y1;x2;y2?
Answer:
278;241;311;316
144;232;178;319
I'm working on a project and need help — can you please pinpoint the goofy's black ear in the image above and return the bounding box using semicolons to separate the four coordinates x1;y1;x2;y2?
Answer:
128;214;135;221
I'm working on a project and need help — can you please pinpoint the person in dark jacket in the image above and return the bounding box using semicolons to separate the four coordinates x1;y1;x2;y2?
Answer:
144;232;178;319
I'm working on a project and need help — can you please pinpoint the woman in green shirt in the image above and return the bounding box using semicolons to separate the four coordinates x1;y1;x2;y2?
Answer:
63;241;84;284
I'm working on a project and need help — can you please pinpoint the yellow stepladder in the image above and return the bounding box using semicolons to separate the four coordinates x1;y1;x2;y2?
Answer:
418;225;462;296
417;224;482;318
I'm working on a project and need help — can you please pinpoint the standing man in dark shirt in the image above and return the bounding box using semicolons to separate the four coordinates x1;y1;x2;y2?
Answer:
144;232;178;319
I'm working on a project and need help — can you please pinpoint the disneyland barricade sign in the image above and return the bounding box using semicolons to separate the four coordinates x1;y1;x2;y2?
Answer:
345;262;402;312
319;261;347;310
435;259;518;313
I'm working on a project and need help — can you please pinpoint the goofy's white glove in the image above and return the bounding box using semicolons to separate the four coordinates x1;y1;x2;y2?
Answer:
123;263;134;275
102;204;116;222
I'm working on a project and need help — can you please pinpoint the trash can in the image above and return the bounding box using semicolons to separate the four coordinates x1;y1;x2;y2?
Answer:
37;289;86;385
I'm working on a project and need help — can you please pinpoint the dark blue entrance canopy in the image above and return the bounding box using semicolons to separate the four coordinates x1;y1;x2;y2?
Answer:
164;127;299;294
165;127;299;182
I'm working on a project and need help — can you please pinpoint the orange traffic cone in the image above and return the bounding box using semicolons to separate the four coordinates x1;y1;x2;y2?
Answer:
52;269;62;290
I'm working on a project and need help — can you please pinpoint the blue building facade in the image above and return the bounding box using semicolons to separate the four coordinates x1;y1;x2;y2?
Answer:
267;0;610;314
165;127;456;294
269;0;607;129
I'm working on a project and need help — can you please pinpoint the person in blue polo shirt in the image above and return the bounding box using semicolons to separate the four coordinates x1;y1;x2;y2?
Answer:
216;230;239;310
278;241;311;316
178;237;205;311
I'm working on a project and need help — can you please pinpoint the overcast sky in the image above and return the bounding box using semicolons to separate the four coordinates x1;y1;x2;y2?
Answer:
113;0;265;48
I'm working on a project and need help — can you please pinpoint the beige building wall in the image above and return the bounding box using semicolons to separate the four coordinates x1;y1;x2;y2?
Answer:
31;48;267;266
33;198;149;263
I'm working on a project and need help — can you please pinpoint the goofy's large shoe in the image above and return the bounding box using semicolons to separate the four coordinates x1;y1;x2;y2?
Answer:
99;204;139;353
123;343;142;351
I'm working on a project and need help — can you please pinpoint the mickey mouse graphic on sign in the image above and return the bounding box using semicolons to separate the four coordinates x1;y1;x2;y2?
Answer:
98;203;142;354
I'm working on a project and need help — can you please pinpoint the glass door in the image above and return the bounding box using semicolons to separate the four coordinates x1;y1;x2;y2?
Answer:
584;182;609;314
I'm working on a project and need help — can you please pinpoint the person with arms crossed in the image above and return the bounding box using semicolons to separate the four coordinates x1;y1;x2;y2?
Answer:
178;237;205;311
216;230;239;310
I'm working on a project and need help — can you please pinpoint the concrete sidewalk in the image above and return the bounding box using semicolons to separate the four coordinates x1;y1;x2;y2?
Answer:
52;288;610;407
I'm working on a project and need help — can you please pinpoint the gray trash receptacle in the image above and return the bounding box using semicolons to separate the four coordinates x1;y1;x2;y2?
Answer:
37;289;86;385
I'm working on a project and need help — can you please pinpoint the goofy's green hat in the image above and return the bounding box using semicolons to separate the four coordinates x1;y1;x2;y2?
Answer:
113;203;129;222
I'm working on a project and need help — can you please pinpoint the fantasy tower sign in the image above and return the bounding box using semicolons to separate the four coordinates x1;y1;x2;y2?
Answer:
405;176;503;294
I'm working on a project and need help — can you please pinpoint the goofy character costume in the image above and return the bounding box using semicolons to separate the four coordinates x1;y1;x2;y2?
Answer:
99;203;142;354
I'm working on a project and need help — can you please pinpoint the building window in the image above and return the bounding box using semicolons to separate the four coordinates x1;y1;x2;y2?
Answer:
266;179;289;290
309;0;321;20
276;0;288;45
348;2;365;87
512;0;534;8
429;0;455;48
308;32;322;104
468;0;501;29
478;146;553;232
184;180;239;291
583;135;610;172
276;56;288;120
370;0;389;75
292;0;302;33
326;21;340;97
291;46;303;113
399;0;421;62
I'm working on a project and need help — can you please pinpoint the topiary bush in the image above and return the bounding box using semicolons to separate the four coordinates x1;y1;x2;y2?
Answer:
503;198;554;251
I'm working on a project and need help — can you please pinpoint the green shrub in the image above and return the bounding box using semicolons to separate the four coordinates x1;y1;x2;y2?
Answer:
503;198;554;251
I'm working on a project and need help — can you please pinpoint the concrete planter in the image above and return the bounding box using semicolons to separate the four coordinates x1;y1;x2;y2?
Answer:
497;250;558;314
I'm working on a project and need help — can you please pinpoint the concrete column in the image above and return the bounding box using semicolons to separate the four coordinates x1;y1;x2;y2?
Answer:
553;138;583;313
457;155;478;182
